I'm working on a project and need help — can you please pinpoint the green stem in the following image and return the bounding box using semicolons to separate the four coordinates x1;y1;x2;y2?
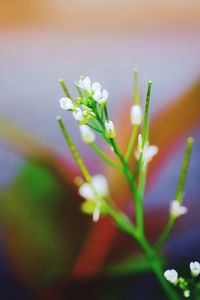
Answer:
138;235;180;300
59;79;72;99
125;125;139;162
155;137;194;250
90;143;123;172
110;138;140;204
136;166;147;233
57;116;91;183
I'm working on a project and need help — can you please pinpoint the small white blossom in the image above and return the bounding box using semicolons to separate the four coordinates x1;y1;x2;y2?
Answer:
76;76;92;94
72;107;86;123
92;82;102;92
130;105;142;125
135;134;158;166
164;269;178;284
105;120;116;138
170;200;188;218
79;175;109;222
184;290;190;298
59;97;74;110
93;89;108;105
190;261;200;277
79;125;96;144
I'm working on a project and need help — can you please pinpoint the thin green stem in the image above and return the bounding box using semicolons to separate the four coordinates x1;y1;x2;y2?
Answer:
57;116;91;183
90;143;123;172
155;137;194;250
59;79;72;99
87;123;104;134
110;138;140;204
125;125;139;161
138;235;180;300
104;106;109;121
75;85;84;98
136;166;147;233
142;81;152;146
135;81;152;233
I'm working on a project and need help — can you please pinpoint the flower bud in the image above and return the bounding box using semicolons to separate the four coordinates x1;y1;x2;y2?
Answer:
105;120;116;138
130;105;142;125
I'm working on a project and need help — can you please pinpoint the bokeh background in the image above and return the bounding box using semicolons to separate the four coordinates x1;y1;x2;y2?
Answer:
0;1;200;299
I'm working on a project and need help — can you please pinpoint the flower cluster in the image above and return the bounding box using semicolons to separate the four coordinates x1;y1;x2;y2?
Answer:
59;76;116;143
164;261;200;298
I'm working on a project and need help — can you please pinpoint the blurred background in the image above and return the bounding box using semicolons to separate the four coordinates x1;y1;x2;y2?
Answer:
0;0;200;299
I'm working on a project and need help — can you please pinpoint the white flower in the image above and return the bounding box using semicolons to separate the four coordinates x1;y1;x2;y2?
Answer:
72;107;87;124
93;89;108;105
184;290;190;298
135;134;158;166
76;76;92;94
79;125;96;144
190;261;200;277
170;200;188;218
164;269;178;284
92;82;102;92
130;105;142;125
59;97;74;110
79;175;109;222
105;120;116;138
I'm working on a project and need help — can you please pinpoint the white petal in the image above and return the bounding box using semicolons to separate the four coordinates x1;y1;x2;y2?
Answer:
190;261;200;276
92;82;101;92
79;183;96;202
144;145;159;162
83;77;92;93
79;125;96;144
170;200;188;218
73;107;84;122
92;175;109;198
164;269;178;283
102;89;108;101
93;89;101;102
93;206;100;222
59;97;74;110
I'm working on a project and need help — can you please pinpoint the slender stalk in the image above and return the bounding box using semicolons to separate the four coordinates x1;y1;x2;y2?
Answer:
125;125;139;161
125;69;140;162
59;79;72;99
138;235;180;300
90;143;123;172
135;81;152;232
57;116;91;183
75;84;84;98
155;137;194;250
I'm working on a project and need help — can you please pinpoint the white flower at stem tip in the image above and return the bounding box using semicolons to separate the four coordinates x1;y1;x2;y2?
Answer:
76;76;92;94
92;82;102;92
72;107;87;124
105;120;116;138
170;200;188;218
190;261;200;277
93;89;108;105
79;125;96;144
59;97;74;110
130;104;142;125
164;269;178;284
135;134;158;166
79;175;109;222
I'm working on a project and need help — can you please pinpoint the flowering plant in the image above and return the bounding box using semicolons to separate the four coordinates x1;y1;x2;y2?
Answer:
57;70;198;299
